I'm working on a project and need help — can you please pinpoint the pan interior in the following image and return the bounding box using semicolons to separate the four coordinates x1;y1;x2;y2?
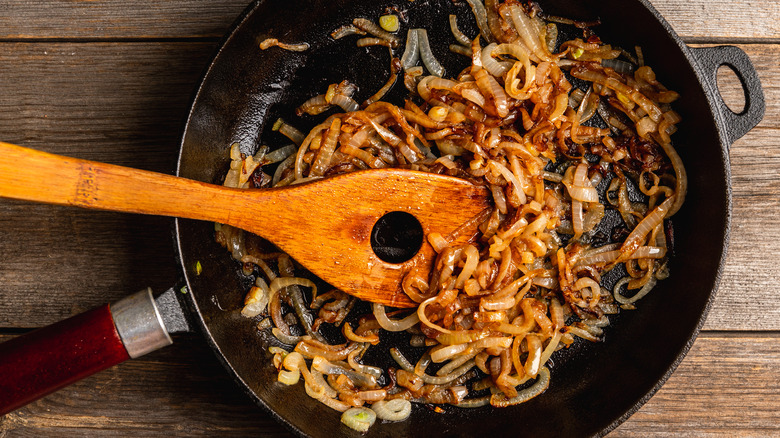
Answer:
176;0;728;436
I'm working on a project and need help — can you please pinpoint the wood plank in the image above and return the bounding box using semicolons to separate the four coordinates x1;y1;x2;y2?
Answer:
730;128;780;197
0;42;217;327
0;42;778;329
0;333;776;436
611;333;780;436
703;127;780;330
0;201;180;327
0;1;776;42
0;0;250;39
0;42;217;166
650;0;780;42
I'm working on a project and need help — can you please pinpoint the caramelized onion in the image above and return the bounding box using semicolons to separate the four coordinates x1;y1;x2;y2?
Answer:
449;14;472;46
401;28;420;70
258;38;309;51
353;18;400;47
372;303;421;332
371;399;412;421
228;3;686;427
490;367;550;407
417;29;445;77
465;0;493;43
506;5;549;61
341;407;376;432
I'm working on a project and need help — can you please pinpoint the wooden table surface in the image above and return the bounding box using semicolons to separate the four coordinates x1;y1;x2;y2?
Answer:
0;1;778;436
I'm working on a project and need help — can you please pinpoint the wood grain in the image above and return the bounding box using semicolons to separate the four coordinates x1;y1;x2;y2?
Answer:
650;0;780;43
612;333;780;437
0;42;216;327
0;41;777;328
0;0;776;43
0;0;250;40
0;42;217;164
702;127;780;331
0;333;775;436
0;0;777;435
0;201;179;327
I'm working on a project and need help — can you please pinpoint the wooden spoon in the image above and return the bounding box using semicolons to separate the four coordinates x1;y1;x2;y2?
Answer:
0;141;491;308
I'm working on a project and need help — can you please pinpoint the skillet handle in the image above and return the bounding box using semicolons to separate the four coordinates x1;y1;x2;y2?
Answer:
0;288;172;415
690;45;765;146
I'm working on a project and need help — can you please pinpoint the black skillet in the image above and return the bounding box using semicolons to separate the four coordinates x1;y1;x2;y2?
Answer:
0;0;764;436
176;0;764;436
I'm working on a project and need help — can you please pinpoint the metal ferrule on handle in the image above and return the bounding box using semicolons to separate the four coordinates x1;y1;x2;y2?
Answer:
112;288;173;358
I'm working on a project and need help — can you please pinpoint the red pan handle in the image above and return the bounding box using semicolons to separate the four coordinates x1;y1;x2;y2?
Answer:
0;288;173;415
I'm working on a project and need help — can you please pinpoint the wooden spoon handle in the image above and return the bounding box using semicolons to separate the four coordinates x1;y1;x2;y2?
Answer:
0;141;243;225
0;141;491;308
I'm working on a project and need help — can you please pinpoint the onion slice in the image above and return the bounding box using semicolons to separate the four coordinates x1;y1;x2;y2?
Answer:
417;29;446;77
401;28;420;70
490;367;551;407
258;37;309;52
371;399;412;421
449;14;472;46
372;303;420;332
341;407;376;432
465;0;493;43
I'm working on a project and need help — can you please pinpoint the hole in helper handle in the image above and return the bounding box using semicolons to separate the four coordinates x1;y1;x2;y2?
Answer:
0;288;172;415
691;45;766;146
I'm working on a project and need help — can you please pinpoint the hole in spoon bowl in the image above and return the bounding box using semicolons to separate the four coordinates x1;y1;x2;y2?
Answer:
371;211;423;264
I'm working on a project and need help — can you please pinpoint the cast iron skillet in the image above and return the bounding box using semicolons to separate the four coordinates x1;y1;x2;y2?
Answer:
175;0;763;437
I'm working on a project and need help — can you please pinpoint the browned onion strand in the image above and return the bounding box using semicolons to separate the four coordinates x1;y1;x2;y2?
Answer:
257;37;310;52
353;17;401;48
224;1;686;431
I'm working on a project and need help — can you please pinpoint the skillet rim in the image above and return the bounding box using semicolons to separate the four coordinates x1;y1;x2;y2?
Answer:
594;0;732;435
173;0;735;436
172;1;308;435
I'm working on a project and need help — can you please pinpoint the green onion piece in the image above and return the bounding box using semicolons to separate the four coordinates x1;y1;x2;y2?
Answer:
268;346;288;355
379;14;399;33
341;407;376;432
